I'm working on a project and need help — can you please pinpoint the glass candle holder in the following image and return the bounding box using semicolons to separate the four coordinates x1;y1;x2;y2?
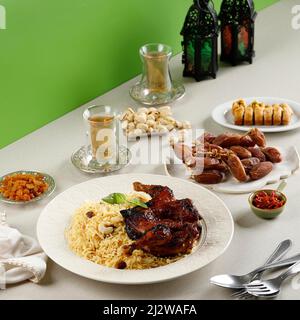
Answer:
83;105;119;167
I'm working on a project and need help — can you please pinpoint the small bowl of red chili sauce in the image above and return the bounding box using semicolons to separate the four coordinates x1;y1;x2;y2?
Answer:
249;189;287;219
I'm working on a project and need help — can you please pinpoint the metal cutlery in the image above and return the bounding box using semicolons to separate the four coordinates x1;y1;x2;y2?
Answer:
231;239;292;299
210;249;300;289
245;261;300;298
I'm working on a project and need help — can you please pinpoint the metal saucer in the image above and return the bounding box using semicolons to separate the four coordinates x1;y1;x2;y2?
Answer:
71;146;132;174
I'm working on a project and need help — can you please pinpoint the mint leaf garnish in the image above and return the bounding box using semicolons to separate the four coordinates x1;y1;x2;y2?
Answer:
102;193;127;205
128;198;148;209
102;193;148;208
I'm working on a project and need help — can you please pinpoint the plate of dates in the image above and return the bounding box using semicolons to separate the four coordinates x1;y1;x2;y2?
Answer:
166;129;300;194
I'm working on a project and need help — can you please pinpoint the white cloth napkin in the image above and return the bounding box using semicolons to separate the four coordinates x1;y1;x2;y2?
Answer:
0;213;47;288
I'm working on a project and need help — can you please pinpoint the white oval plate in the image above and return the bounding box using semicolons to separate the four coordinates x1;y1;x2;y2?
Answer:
212;97;300;133
165;147;300;194
37;174;234;285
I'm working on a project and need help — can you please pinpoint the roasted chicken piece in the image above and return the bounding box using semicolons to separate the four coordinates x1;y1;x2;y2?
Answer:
121;183;201;257
130;223;200;257
133;182;174;203
133;182;176;211
121;206;158;240
151;198;201;223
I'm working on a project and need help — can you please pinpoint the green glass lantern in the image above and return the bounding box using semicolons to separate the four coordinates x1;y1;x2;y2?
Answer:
181;0;219;81
219;0;257;65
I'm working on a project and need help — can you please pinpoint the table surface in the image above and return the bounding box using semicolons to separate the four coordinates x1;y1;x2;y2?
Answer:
2;0;300;300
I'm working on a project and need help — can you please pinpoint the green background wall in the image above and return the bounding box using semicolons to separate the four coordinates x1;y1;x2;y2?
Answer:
0;0;279;149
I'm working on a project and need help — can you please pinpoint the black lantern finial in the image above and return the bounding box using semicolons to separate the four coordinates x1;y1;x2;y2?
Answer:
219;0;257;66
181;0;219;82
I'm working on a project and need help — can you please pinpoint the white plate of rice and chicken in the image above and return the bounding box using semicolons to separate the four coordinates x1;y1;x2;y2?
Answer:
37;174;234;285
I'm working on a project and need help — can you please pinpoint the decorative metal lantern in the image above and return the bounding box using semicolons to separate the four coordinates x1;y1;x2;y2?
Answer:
181;0;219;82
219;0;257;66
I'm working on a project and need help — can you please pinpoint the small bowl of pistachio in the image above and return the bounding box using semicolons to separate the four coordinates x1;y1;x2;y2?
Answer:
121;106;192;140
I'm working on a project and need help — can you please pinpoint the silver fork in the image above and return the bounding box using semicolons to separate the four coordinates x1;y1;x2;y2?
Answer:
245;261;300;298
232;239;292;300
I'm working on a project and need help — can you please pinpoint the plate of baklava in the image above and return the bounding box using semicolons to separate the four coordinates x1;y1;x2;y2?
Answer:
212;97;300;133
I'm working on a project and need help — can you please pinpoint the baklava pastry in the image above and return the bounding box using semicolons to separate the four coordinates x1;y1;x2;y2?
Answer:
244;105;254;126
232;99;247;115
233;105;245;125
232;100;246;125
230;99;293;126
264;105;273;126
273;104;283;125
281;103;293;125
253;102;265;126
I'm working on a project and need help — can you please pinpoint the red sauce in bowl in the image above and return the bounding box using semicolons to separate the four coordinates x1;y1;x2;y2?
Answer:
253;191;286;210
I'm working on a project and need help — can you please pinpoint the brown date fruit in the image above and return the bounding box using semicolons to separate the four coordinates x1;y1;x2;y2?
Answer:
173;143;195;166
204;158;228;172
240;135;256;147
248;147;266;162
197;132;216;144
230;146;252;159
213;134;242;148
248;128;266;147
205;143;224;152
261;147;282;163
249;162;273;180
212;134;228;146
194;170;224;185
241;157;261;174
221;134;243;148
192;158;229;175
225;152;248;182
190;158;205;174
195;143;223;156
204;157;221;168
